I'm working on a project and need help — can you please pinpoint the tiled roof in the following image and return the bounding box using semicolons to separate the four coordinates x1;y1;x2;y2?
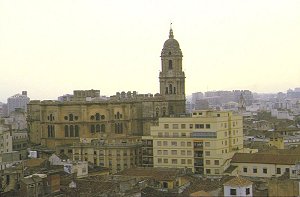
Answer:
115;167;181;181
231;153;300;165
224;176;252;187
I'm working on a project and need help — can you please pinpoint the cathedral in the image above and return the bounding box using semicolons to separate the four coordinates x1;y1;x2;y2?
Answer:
27;28;186;173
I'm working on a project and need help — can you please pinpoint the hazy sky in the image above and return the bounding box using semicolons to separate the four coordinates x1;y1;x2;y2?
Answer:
1;0;300;102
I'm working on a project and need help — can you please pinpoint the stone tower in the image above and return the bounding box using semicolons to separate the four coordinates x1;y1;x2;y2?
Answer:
159;27;186;115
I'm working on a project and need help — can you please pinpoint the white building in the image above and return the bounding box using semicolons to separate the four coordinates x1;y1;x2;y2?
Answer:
7;91;30;115
224;176;253;197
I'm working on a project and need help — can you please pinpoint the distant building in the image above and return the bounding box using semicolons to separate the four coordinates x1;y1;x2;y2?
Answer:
7;91;30;115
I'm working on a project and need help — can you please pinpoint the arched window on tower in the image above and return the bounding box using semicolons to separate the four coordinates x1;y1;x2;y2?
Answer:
168;60;173;70
156;107;159;117
162;107;166;117
173;87;176;94
169;84;173;94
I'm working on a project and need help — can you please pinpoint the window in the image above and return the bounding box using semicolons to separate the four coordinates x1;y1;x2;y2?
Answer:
164;159;168;163
91;125;95;133
171;150;177;155
158;158;162;163
206;169;211;174
206;160;210;165
163;150;168;155
169;60;173;69
171;141;177;146
181;133;186;137
181;150;185;155
286;168;290;173
101;124;105;132
75;125;79;137
205;151;210;156
165;132;169;137
172;159;177;164
276;168;281;174
263;168;268;174
173;133;179;137
187;142;192;147
214;160;219;165
96;113;100;121
157;141;162;146
246;188;250;195
230;188;236;195
64;125;69;137
158;132;163;137
215;169;220;174
157;150;162;155
181;141;185;146
69;114;73;121
181;124;186;129
253;167;257;173
189;124;194;129
64;116;68;120
173;124;178;129
163;141;168;146
187;159;192;164
243;167;248;173
96;124;100;132
206;124;210;129
187;150;192;155
181;159;186;164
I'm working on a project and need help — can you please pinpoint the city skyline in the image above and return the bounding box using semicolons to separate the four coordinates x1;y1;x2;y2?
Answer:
1;0;300;102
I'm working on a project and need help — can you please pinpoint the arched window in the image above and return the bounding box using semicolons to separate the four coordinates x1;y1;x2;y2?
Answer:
91;125;95;133
96;124;100;132
75;125;79;137
162;107;166;117
70;125;74;137
96;113;100;121
165;87;168;94
173;87;176;94
156;107;160;117
101;124;105;133
64;125;69;137
117;112;120;119
169;84;173;94
69;114;73;121
168;60;173;69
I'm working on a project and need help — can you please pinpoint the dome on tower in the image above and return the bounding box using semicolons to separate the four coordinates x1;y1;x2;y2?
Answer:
161;28;182;57
163;28;180;48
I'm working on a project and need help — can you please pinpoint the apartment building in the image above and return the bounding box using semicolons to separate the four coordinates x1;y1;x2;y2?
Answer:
72;136;142;174
142;110;244;175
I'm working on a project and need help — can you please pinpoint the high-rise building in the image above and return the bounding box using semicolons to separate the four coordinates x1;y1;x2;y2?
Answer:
7;91;30;115
142;110;244;175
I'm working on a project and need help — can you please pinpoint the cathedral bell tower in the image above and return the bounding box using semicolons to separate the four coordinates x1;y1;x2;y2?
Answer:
159;27;186;115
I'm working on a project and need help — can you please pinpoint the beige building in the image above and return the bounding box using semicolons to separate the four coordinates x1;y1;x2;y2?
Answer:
72;136;142;174
142;110;245;175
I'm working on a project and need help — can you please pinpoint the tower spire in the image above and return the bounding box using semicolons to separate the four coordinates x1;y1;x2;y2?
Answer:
169;23;174;39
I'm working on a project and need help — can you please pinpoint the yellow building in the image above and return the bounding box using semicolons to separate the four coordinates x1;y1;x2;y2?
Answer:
142;110;244;175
